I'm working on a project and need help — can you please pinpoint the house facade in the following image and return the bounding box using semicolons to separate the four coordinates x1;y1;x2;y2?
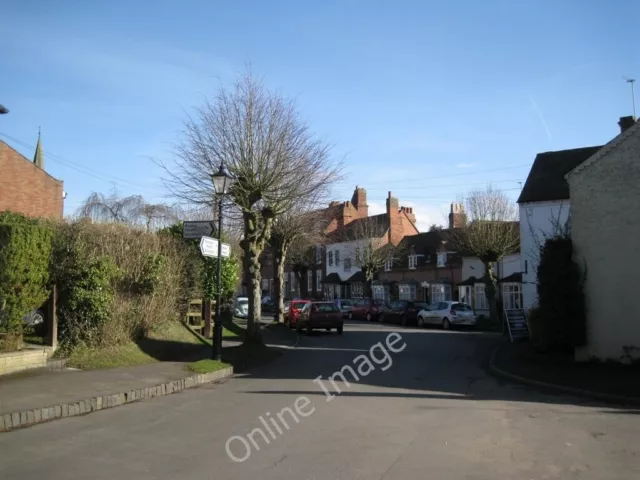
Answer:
517;145;602;310
567;116;640;362
0;137;64;218
458;254;522;315
322;191;419;300
376;203;465;303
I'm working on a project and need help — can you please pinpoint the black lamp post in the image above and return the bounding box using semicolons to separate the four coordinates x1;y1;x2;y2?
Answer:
210;162;235;361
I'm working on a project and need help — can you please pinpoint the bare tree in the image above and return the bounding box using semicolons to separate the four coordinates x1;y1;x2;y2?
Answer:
339;216;401;298
78;192;177;231
161;72;340;343
447;185;519;324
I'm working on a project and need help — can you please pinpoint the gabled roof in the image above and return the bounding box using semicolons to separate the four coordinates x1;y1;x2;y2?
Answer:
517;146;602;204
566;119;640;179
321;273;343;284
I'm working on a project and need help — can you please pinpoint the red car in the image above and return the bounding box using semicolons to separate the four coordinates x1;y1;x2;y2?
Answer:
296;301;344;334
348;298;387;322
284;300;311;327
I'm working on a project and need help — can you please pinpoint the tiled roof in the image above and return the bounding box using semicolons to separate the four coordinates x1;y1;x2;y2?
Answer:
345;271;366;283
321;273;343;284
326;214;388;242
517;146;602;204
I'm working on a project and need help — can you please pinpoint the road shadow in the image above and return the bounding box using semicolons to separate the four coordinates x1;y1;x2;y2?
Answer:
234;320;640;412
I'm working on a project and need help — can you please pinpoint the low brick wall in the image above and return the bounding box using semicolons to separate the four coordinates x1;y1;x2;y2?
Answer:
0;347;54;376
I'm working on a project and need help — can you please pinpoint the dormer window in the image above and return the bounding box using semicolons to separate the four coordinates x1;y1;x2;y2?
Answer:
408;254;418;269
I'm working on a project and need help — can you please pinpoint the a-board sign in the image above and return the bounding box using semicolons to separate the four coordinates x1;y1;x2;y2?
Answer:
504;308;529;342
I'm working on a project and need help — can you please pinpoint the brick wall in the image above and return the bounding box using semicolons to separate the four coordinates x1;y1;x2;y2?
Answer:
0;142;64;218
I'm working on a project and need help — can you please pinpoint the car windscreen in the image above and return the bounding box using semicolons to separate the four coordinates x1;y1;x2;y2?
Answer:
292;302;307;310
452;303;471;311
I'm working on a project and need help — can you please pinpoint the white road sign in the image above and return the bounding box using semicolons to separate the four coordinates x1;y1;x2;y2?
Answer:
200;236;218;257
199;236;231;258
183;221;215;239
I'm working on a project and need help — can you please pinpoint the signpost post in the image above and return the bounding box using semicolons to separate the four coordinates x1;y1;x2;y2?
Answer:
183;221;215;240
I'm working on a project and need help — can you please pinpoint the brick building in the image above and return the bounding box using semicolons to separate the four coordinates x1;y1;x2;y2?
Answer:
376;203;466;303
0;136;64;218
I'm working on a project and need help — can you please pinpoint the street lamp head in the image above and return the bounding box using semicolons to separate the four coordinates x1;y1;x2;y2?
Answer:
0;105;9;114
211;161;235;195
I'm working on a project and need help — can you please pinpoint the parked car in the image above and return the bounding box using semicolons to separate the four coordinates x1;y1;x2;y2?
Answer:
417;301;476;329
380;300;429;326
285;300;311;327
296;301;344;334
348;298;387;322
334;299;355;318
234;297;249;318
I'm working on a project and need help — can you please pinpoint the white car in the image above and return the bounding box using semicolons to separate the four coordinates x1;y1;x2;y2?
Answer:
234;297;249;318
417;301;476;330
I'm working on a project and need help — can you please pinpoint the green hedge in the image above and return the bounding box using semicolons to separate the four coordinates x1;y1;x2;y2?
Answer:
0;212;53;350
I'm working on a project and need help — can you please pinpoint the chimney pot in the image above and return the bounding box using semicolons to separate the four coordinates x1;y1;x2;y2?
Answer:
619;116;637;133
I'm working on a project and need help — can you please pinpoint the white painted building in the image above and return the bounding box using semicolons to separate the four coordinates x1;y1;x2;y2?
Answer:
323;239;370;299
459;254;522;314
517;145;602;311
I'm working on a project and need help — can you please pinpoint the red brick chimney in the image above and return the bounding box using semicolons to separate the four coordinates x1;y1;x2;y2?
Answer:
351;186;368;217
448;203;466;229
387;192;404;245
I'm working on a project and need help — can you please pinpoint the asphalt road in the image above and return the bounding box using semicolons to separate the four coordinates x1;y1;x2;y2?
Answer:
1;321;639;479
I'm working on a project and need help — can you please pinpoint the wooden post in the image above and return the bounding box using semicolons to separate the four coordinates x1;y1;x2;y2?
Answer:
203;298;212;338
45;285;58;348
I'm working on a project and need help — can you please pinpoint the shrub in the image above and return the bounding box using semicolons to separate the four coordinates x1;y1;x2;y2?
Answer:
0;212;53;351
535;235;586;352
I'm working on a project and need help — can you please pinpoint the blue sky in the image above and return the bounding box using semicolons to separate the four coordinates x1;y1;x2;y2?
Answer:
1;0;637;230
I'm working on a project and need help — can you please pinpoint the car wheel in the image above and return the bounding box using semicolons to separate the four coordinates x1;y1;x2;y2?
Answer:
337;324;343;334
400;315;407;327
366;312;372;322
348;312;353;320
417;316;424;327
442;318;451;330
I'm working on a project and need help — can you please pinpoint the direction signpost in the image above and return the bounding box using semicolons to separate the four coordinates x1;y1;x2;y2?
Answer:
199;236;231;258
183;221;215;240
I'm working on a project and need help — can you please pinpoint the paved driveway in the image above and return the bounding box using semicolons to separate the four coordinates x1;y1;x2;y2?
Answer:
1;322;639;479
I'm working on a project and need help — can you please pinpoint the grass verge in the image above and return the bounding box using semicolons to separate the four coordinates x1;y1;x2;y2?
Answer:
187;359;230;374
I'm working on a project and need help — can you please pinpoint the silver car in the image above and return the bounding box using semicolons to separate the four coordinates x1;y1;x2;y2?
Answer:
417;301;476;330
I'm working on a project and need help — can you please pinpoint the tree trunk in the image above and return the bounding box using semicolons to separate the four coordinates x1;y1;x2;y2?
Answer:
274;247;286;323
484;261;500;327
241;211;273;345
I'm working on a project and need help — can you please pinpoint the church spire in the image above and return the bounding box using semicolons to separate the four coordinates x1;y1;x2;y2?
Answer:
33;127;44;169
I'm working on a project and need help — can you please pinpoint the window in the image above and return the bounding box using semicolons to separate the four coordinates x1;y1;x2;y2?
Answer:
328;251;334;266
431;284;451;303
459;286;472;306
408;254;418;269
335;249;340;266
437;252;447;267
502;283;522;310
475;283;488;310
384;257;393;271
351;282;363;299
316;270;322;291
398;284;417;301
316;245;322;264
307;271;312;292
372;285;389;301
355;247;360;264
344;257;352;272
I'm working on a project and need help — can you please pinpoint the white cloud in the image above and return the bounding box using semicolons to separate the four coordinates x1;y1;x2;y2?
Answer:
456;162;477;169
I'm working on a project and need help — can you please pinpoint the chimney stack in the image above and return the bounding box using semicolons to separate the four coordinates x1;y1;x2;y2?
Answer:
618;116;637;133
448;203;467;229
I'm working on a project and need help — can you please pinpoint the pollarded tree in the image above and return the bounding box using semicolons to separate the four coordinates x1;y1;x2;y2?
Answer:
446;185;519;324
161;72;340;343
